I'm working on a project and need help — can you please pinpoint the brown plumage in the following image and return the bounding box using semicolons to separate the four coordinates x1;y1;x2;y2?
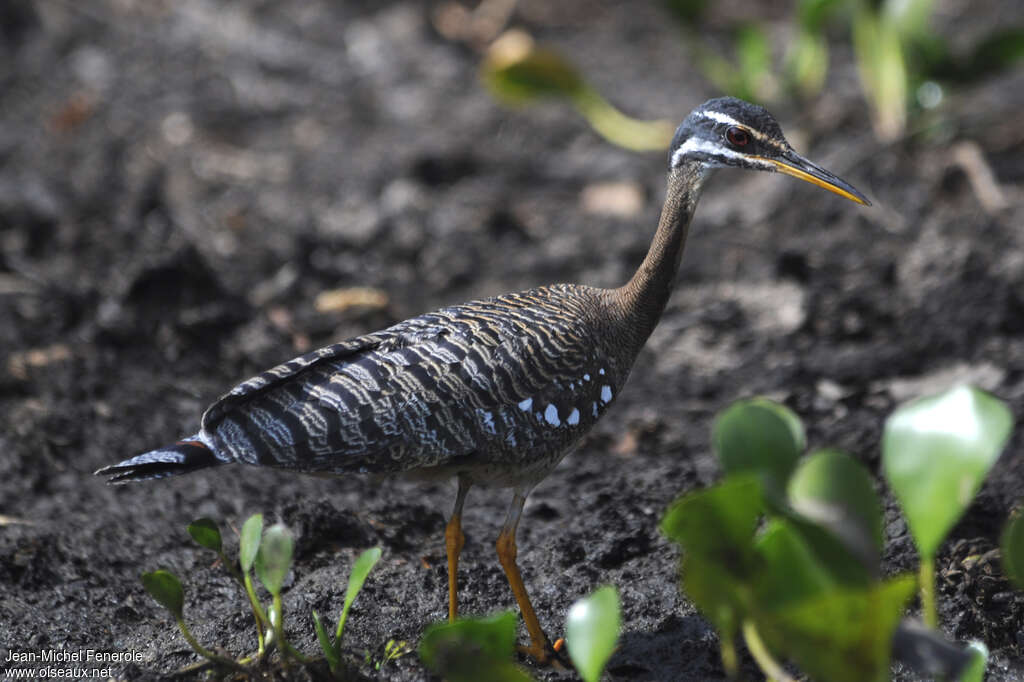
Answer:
97;97;869;663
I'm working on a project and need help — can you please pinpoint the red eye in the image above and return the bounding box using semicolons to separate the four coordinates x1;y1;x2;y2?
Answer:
726;126;750;147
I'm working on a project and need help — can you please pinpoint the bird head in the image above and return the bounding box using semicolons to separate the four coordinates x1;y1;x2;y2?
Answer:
670;97;870;206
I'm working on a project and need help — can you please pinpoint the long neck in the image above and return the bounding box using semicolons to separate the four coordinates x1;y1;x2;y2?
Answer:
613;161;706;346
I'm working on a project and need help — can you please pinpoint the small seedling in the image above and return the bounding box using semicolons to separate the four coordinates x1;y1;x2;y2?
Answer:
255;523;295;654
882;385;1012;627
140;569;245;672
565;585;621;682
144;513;382;677
313;546;383;677
187;516;268;654
372;639;413;672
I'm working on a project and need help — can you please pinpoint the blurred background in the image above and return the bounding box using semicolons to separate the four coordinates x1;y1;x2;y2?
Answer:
1;0;1023;679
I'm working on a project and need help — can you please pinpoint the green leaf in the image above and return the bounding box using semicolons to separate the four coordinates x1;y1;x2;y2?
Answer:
239;513;263;573
1000;506;1024;590
419;612;533;682
255;523;294;597
712;399;805;503
882;385;1013;558
786;29;829;97
752;519;837;612
735;24;774;101
662;475;764;560
312;609;340;672
336;547;382;641
957;641;988;682
787;449;883;572
965;28;1024;78
759;575;917;682
482;31;584;104
187;518;222;553
662;475;764;636
796;0;843;30
565;586;621;682
141;569;185;620
853;7;908;140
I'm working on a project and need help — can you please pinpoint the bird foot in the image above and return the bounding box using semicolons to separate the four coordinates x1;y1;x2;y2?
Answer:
516;637;572;670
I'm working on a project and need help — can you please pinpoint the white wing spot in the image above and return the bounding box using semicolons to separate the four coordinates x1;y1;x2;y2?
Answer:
481;410;496;434
567;408;580;426
592;402;599;417
583;373;591;381
518;398;533;411
544;404;560;427
599;368;606;375
601;385;613;404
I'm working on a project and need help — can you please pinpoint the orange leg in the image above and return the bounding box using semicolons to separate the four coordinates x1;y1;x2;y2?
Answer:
445;477;470;622
495;491;562;665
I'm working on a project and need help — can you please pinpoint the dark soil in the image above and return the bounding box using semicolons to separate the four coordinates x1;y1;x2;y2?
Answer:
2;1;1023;680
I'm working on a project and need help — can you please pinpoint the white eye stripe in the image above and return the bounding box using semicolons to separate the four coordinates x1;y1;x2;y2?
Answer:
697;110;744;127
671;137;774;169
697;110;776;144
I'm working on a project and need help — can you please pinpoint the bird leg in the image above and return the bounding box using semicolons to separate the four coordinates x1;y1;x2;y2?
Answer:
496;491;565;665
445;476;471;622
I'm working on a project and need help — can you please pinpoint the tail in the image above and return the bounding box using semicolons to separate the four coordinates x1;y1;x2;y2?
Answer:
94;435;223;483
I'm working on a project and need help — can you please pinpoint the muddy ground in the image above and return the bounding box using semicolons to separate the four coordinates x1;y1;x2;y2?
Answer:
2;1;1023;680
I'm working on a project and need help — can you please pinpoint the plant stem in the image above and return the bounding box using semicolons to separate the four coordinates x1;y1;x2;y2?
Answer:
218;552;267;654
742;620;796;682
243;571;269;656
571;87;674;152
175;618;247;673
283;641;313;664
720;631;739;680
272;593;286;661
920;556;938;628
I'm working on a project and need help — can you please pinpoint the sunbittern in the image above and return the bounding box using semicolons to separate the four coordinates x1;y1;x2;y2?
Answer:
96;97;869;663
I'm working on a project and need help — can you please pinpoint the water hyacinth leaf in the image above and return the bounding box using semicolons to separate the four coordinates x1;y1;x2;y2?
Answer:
661;475;764;560
662;476;764;635
565;586;621;682
1000;507;1024;590
482;30;672;152
141;569;184;620
239;513;263;572
882;386;1012;558
337;547;383;640
419;612;532;682
255;523;294;597
712;399;805;501
753;519;836;612
785;516;874;586
957;641;989;682
482;30;584;104
312;609;340;672
787;449;882;572
761;575;916;682
187;518;222;553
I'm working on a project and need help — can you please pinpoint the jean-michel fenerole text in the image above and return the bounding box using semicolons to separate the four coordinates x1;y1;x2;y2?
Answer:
5;649;143;663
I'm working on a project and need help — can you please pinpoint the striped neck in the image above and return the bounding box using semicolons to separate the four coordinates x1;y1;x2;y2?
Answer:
615;160;706;346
